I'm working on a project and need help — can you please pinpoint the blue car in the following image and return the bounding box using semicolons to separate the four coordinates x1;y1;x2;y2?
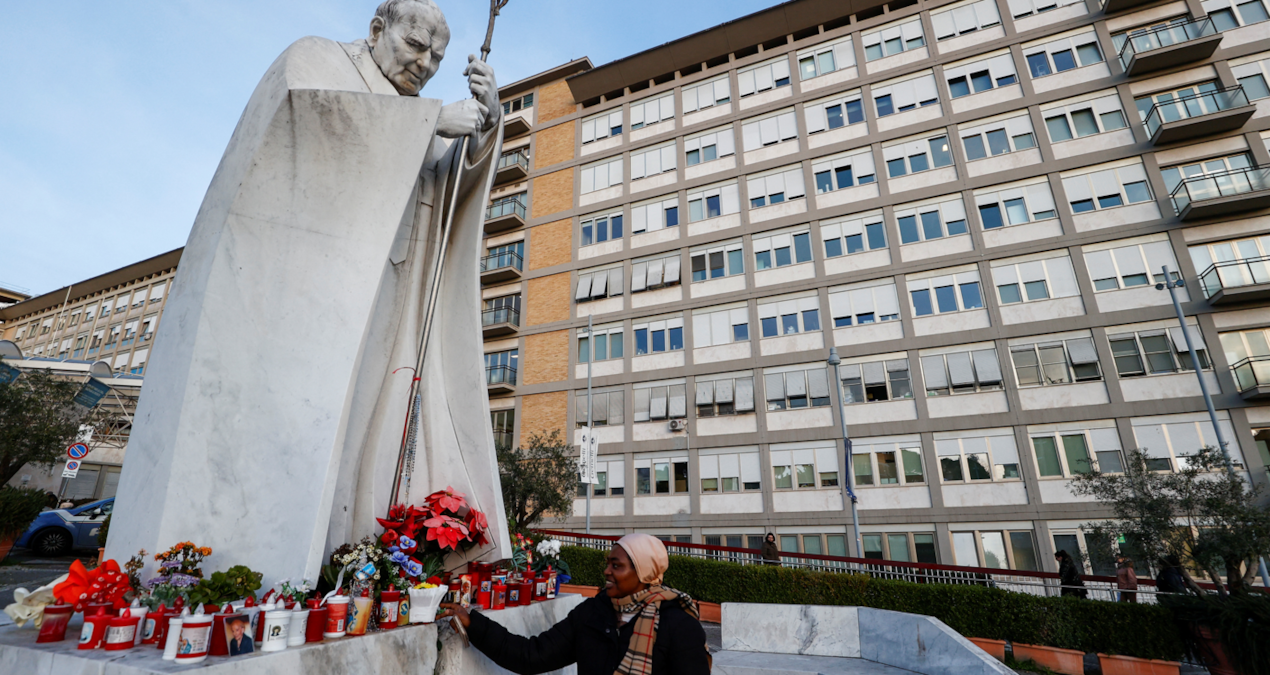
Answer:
16;497;114;556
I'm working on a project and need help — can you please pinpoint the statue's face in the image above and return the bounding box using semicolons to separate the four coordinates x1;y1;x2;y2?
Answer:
368;3;450;96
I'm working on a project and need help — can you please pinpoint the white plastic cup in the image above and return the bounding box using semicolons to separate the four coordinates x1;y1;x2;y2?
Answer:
287;608;309;647
261;608;290;652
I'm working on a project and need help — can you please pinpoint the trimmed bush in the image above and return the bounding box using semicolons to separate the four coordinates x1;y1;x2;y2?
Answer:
0;486;48;539
560;546;1183;661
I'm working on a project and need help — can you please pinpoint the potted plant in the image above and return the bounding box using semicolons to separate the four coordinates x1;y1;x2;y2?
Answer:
1011;643;1086;675
533;538;572;591
187;565;263;607
0;486;48;563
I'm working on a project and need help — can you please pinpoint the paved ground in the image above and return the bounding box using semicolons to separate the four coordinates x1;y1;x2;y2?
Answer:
0;548;94;609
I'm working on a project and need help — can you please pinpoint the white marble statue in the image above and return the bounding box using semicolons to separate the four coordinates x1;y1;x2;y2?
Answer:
108;0;512;584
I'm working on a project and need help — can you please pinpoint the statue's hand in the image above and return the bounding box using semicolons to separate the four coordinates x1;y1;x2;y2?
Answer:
437;99;489;139
464;55;500;132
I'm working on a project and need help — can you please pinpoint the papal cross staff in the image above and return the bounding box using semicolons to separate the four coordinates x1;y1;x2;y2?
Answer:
391;0;512;507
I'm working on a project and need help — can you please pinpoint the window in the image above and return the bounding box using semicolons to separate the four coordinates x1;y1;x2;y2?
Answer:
575;390;625;428
944;51;1017;99
883;134;954;178
1010;336;1102;386
578;459;626;497
682;75;731;113
580;157;623;194
921;347;1004;395
501;92;533;115
862;17;925;61
695;375;757;417
771;446;839;489
1008;0;1084;19
149;283;166;304
932;0;1002;40
121;320;138;347
1189;233;1270;294
630;196;680;236
935;431;1021;481
839;358;912;403
630;143;677;180
633;316;685;355
861;532;938;563
828;281;900;327
908;269;983;316
1232;55;1270;100
684;127;736;166
975;179;1058;229
634;382;688;421
812;148;876;194
738;57;792;97
991;254;1080;305
765;367;833;410
687;181;741;222
1109;325;1210;377
821;214;887;259
574;266;624;302
1030;427;1122;477
578;323;625;363
699;451;762;491
872;73;939;117
488;192;526;221
691;303;750;348
1133;414;1244;472
105;324;121;348
1083;237;1178;292
580;211;623;246
115;293;131;312
1042;93;1129;143
952;529;1040;570
895;196;968;244
852;439;925;487
741;109;799;151
1221;328;1270;393
1062;161;1153;214
1133;81;1221;124
631;254;682;294
758;294;821;338
753;230;813;270
634;455;689;494
691;242;745;282
1024;33;1103;78
1206;0;1270;31
960;113;1036;161
805;91;866;134
483;295;520;329
485;349;518;385
490;409;515;449
1160;153;1253;197
630;93;674;131
798;36;855;80
132;289;148;307
747;166;806;209
581;110;623;145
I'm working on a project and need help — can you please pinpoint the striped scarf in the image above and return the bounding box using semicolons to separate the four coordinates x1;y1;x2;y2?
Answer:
611;585;707;675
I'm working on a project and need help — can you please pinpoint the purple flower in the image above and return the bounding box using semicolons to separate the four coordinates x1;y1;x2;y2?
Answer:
160;560;181;570
170;573;198;588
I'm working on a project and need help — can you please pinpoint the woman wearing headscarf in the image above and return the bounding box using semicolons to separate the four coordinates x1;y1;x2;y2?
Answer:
441;533;711;674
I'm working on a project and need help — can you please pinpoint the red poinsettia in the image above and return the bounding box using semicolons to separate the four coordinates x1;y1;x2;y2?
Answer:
54;559;132;612
424;487;467;516
465;509;490;547
377;503;426;545
423;515;469;550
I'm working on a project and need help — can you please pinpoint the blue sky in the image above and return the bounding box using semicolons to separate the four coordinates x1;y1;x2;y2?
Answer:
0;0;777;297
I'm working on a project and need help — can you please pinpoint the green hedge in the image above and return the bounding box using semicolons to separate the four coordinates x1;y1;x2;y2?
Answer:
560;546;1183;661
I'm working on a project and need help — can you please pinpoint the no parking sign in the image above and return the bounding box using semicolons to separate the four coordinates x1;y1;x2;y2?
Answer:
67;443;90;460
62;460;81;478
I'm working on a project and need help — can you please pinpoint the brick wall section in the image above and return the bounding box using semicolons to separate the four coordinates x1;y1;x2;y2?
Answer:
531;169;573;219
520;390;569;443
534;122;574;170
529;219;573;271
526;273;571;326
536;80;576;124
523;330;569;385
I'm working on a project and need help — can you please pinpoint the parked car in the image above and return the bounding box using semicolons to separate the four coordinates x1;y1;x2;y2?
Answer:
15;497;114;556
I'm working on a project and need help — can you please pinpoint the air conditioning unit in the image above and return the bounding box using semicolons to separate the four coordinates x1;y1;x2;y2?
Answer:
668;419;687;432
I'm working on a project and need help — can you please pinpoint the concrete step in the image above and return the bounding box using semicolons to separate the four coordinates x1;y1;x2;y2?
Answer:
713;651;920;674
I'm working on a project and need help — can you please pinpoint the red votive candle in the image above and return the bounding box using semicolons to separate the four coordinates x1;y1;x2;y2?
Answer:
37;604;74;643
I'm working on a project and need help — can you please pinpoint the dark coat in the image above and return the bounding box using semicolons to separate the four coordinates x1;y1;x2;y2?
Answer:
1156;566;1187;594
760;540;781;563
467;593;710;675
1058;558;1088;598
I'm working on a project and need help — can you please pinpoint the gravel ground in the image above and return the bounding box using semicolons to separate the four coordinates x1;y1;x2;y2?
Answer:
0;549;95;609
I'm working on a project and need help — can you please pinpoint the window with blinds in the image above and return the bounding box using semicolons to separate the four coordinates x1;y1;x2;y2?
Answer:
629;195;679;235
935;430;1021;482
1031;425;1123;477
1061;160;1152;213
684;126;736;166
690;241;744;282
575;266;625;303
634;455;690;494
578;323;625;363
1108;324;1210;377
630;93;675;131
765;368;833;410
872;71;939;117
1203;0;1270;31
1007;0;1084;19
633;315;684;355
1083;236;1179;292
699;451;762;491
580;157;624;194
931;0;1002;40
630;142;677;180
581;209;624;247
990;252;1080;306
797;35;855;80
575;390;625;427
581;109;623;145
851;439;924;487
921;347;1004;396
944;50;1017;98
1042;91;1128;143
883;133;954;178
753;228;813;271
828;280;900;327
741;108;799;151
862;17;925;61
839;358;913;404
771;445;839;489
821;213;886;260
695;373;757;417
631;253;682;293
960;111;1037;161
1010;334;1102;386
895;195;968;245
812;147;876;194
691;303;750;348
1023;30;1104;79
682;75;731;113
747;165;806;208
805;89;866;134
687;181;741;222
975;178;1057;230
738;56;792;97
908;268;984;317
758;294;821;338
577;459;625;497
634;381;688;421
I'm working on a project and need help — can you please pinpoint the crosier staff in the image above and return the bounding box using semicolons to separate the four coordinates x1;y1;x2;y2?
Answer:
391;0;511;507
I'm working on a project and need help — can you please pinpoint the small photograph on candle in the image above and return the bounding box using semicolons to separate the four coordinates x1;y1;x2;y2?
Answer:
226;615;254;655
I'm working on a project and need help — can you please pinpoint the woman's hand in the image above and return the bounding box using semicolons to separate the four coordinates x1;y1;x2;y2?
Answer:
439;602;471;629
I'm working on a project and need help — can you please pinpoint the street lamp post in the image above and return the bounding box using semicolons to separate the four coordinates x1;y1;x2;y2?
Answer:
828;347;863;559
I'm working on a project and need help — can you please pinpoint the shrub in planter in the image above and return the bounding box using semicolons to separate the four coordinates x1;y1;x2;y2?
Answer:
0;486;49;560
1163;593;1269;675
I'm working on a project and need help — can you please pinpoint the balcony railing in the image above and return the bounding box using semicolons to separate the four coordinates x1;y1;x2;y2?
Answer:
1117;17;1218;73
1171;165;1270;215
486;364;517;386
486;199;526;222
1144;86;1251;139
1231;356;1270;394
1198;255;1270;299
481;251;524;274
481;306;520;328
497;150;529;173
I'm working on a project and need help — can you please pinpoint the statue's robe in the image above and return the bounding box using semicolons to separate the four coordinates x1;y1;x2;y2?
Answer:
108;36;511;585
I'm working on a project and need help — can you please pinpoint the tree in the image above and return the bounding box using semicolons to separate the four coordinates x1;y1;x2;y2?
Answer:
496;430;579;533
1070;447;1270;596
0;370;114;486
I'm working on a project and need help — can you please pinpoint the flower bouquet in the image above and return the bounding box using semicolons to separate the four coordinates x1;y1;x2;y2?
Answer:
407;581;447;624
53;559;132;612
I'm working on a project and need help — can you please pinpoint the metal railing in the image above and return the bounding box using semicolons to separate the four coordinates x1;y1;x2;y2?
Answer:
1117;17;1216;71
486;364;517;386
535;529;1228;604
481;306;520;328
481;251;524;273
1198;255;1270;298
486;198;526;222
1171;165;1270;213
497;150;530;173
1230;355;1270;393
1144;85;1250;138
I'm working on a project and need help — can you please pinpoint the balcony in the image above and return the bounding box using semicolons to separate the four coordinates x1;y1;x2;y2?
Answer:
1117;17;1221;76
482;306;520;338
1198;256;1270;304
503;111;532;138
1172;166;1270;221
485;199;526;234
1144;86;1255;145
486;365;517;395
480;251;524;284
1102;0;1154;13
1231;356;1270;400
495;150;529;186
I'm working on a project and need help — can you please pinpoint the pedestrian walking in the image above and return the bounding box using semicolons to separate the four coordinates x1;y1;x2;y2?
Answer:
1116;554;1138;603
760;533;781;566
1055;550;1088;599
